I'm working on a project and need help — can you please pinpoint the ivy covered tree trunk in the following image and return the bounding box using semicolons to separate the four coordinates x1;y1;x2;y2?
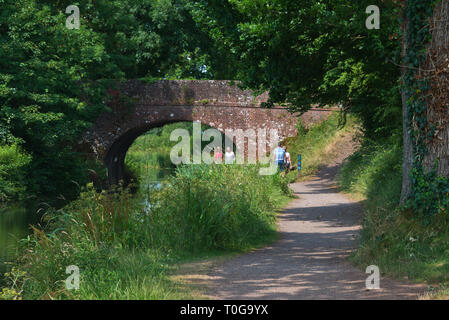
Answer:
400;0;413;204
421;1;449;178
402;0;449;212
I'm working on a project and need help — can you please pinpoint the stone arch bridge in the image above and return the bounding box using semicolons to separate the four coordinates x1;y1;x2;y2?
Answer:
82;80;334;184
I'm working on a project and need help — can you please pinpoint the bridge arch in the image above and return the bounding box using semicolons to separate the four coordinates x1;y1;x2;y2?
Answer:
82;80;334;185
105;120;237;185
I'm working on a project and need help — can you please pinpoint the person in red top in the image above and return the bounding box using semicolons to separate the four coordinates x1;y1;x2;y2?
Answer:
214;146;223;164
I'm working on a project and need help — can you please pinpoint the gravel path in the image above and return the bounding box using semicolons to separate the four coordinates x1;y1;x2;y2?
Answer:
205;138;427;300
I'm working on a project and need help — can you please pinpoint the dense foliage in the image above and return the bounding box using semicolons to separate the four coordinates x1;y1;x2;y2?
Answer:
194;0;448;215
195;0;403;140
1;164;289;299
0;0;231;203
1;0;448;299
2;0;446;210
0;145;31;202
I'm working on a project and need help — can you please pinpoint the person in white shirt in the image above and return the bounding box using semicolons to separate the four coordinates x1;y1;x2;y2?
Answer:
224;147;235;164
284;146;291;173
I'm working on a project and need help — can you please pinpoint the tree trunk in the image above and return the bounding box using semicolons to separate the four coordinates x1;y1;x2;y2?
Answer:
401;0;449;204
400;0;414;204
422;1;449;178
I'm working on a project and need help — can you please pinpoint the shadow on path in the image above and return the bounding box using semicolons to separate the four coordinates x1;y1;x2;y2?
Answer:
205;140;427;300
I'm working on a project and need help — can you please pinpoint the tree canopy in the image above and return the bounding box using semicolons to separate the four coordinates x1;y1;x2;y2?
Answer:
0;0;231;201
0;0;447;212
195;0;403;139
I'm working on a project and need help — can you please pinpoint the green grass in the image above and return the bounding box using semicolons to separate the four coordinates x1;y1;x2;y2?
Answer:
124;122;190;182
338;136;449;295
421;286;449;300
124;121;232;187
1;164;291;300
339;138;403;206
283;112;358;182
147;165;290;253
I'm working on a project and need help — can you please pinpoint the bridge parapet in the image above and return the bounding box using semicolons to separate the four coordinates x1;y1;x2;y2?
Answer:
115;80;269;107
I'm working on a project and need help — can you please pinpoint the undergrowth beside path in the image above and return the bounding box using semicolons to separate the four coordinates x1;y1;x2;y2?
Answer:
339;135;449;299
0;165;290;300
284;112;360;183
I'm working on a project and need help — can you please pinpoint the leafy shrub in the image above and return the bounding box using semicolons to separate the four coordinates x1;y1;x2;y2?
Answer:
407;168;449;221
0;144;31;203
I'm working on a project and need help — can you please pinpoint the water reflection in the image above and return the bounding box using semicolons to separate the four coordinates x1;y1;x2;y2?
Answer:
0;206;40;282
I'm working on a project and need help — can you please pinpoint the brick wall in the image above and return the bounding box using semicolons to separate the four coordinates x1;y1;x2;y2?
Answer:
81;80;335;184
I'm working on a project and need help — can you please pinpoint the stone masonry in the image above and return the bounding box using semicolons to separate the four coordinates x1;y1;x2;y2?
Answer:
82;80;335;184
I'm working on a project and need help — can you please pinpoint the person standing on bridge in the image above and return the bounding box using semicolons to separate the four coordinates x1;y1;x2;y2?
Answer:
273;143;285;173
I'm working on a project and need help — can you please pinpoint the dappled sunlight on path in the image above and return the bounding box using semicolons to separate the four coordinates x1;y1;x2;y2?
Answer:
205;138;427;300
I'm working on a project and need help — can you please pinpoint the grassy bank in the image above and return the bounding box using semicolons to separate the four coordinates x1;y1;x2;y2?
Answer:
0;164;290;300
283;112;359;182
338;135;449;297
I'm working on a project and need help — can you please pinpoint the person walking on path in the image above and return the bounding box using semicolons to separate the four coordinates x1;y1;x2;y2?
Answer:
284;146;291;174
273;143;285;173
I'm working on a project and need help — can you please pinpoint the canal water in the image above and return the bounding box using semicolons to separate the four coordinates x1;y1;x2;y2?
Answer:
0;205;41;284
